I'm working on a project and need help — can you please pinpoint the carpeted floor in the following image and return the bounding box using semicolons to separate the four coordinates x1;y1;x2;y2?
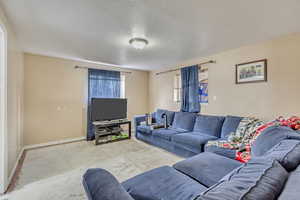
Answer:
2;138;182;200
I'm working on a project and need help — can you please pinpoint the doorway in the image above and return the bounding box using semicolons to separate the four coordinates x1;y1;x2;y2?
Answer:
0;22;8;194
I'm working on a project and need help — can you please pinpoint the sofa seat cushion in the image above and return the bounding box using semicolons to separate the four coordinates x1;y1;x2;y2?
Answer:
204;142;236;160
196;158;288;200
220;116;243;139
172;112;197;131
136;125;152;135
172;132;218;150
152;128;186;141
173;152;242;187
193;115;225;137
252;126;300;157
122;166;207;200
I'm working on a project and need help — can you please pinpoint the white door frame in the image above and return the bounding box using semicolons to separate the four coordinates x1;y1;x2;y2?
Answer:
0;21;8;194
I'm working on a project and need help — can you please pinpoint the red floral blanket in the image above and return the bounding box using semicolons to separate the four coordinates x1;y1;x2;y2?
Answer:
207;116;300;163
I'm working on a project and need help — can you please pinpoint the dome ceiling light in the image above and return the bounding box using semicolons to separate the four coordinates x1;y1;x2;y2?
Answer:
129;37;148;49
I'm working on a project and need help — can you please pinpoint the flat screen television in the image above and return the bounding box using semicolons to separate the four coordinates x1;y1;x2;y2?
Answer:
91;98;127;121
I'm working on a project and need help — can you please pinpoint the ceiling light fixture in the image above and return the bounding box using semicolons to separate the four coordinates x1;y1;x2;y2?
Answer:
129;37;148;49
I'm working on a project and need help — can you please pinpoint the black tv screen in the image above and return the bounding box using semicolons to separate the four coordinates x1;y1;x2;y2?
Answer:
91;98;127;121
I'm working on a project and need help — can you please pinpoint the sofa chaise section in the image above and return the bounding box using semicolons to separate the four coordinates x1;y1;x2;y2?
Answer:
173;152;242;187
122;166;207;200
83;168;134;200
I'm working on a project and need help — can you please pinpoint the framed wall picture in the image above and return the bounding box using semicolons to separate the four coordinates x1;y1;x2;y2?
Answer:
236;59;267;84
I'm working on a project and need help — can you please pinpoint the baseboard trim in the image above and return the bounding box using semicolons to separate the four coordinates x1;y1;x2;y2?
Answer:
8;147;24;184
24;137;86;150
6;147;25;193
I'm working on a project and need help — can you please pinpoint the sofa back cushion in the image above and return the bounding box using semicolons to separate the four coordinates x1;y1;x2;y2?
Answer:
252;126;300;157
172;112;197;131
263;139;300;172
155;109;175;126
193;115;225;137
195;158;288;200
220;116;243;139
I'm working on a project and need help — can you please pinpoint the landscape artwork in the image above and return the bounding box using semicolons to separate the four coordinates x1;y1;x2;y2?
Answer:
236;59;267;84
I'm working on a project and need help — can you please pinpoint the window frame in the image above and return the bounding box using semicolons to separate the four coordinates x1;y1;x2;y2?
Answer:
173;68;208;104
173;73;181;103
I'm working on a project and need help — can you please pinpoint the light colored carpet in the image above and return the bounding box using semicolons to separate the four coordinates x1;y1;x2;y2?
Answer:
2;138;182;200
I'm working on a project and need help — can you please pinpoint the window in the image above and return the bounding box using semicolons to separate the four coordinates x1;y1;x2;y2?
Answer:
120;74;125;98
173;67;209;104
0;23;7;193
87;69;124;140
173;74;181;102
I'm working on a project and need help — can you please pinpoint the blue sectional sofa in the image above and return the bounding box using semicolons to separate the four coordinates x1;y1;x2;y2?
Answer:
83;125;300;200
82;109;300;200
134;109;242;157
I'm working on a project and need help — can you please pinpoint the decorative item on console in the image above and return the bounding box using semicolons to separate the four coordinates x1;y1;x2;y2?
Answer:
161;113;168;129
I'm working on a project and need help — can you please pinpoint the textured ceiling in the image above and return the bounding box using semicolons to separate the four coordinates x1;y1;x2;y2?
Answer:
1;0;300;70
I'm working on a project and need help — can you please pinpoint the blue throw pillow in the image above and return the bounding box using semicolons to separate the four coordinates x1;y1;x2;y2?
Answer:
172;112;197;131
195;158;288;200
155;109;175;126
220;116;243;139
193;115;225;137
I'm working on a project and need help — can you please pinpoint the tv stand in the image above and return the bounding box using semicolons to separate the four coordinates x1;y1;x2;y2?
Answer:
93;119;131;145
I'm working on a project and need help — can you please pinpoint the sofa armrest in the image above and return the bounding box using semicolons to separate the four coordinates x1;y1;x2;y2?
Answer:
134;113;157;128
134;115;147;135
83;168;134;200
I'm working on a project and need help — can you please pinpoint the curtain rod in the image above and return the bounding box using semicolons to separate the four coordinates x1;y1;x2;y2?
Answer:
155;60;216;75
74;65;132;74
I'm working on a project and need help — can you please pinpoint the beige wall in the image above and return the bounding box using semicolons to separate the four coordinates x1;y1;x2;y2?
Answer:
149;33;300;121
0;6;24;184
24;54;149;146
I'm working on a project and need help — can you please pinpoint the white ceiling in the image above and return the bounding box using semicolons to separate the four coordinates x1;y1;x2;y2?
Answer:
1;0;300;70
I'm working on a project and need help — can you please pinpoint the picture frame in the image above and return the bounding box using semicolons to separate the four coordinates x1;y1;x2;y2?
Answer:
235;59;267;84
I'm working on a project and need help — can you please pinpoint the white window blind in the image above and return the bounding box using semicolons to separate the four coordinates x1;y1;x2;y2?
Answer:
173;74;181;102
